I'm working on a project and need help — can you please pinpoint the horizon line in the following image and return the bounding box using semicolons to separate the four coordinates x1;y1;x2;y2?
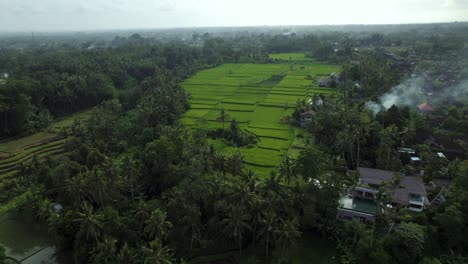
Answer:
0;21;467;34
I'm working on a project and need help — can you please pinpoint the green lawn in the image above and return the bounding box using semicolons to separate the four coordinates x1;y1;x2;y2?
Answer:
182;59;339;176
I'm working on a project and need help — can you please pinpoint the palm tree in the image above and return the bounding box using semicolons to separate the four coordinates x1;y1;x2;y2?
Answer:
36;198;53;222
217;108;230;138
180;203;202;250
222;206;252;255
379;125;398;169
230;118;240;142
134;199;152;227
263;171;281;195
258;210;278;257
92;235;117;263
274;217;302;254
233;181;254;209
144;209;173;241
0;101;11;134
335;127;354;169
116;243;138;263
66;173;93;204
214;153;228;175
122;158;140;202
228;151;245;175
74;202;104;243
141;240;174;264
241;168;259;190
88;170;106;206
341;170;361;195
201;145;215;173
249;194;263;247
278;156;296;185
390;172;402;193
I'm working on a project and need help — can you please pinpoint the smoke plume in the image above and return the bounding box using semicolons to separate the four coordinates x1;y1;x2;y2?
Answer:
366;74;468;115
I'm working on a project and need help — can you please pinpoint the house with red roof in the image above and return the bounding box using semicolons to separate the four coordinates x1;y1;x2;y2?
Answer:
417;103;434;113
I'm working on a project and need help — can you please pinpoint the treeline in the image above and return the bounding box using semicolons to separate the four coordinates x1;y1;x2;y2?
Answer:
0;43;209;137
2;26;465;137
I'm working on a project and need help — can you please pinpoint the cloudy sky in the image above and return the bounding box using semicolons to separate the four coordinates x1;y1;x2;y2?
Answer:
0;0;467;31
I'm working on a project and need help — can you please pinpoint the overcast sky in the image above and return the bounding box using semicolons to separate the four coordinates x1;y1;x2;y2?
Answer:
0;0;467;32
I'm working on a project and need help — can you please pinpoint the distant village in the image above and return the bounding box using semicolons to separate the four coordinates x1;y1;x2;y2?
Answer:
293;44;467;224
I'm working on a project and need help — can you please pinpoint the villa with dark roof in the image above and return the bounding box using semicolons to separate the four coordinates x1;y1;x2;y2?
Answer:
337;167;429;223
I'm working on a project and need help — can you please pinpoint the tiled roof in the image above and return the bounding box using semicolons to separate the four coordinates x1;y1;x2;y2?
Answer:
417;103;434;112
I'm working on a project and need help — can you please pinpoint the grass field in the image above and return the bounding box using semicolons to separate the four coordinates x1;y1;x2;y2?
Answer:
182;56;339;175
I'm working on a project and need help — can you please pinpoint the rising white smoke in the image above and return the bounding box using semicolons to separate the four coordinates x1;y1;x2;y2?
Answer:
365;74;468;115
364;101;383;116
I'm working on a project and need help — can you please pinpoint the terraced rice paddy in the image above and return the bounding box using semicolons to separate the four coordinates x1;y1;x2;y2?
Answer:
269;53;316;62
0;134;67;212
0;109;93;215
182;57;340;175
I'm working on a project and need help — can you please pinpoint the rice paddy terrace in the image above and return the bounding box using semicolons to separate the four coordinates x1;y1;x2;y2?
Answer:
0;110;92;215
182;53;340;175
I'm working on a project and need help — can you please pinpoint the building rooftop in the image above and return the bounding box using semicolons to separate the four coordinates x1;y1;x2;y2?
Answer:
358;167;429;206
300;110;315;116
398;147;416;154
394;176;429;206
417;103;434;112
358;167;394;186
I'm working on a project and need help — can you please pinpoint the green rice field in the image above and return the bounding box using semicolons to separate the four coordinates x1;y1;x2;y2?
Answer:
182;56;340;175
0;109;93;215
269;53;316;62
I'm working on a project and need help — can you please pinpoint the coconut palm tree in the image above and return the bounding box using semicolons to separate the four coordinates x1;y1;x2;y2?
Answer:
66;173;93;204
263;171;281;195
91;235;117;263
249;194;263;247
390;172;402;194
222;206;252;255
134;199;152;227
241;168;259;191
341;170;361;195
258;210;278;257
214;153;228;175
144;208;173;241
232;180;255;209
141;240;174;264
278;155;296;185
36;198;53;222
228;151;245;175
116;243;138;263
217;108;230;138
74;202;104;243
180;203;202;250
274;217;302;254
